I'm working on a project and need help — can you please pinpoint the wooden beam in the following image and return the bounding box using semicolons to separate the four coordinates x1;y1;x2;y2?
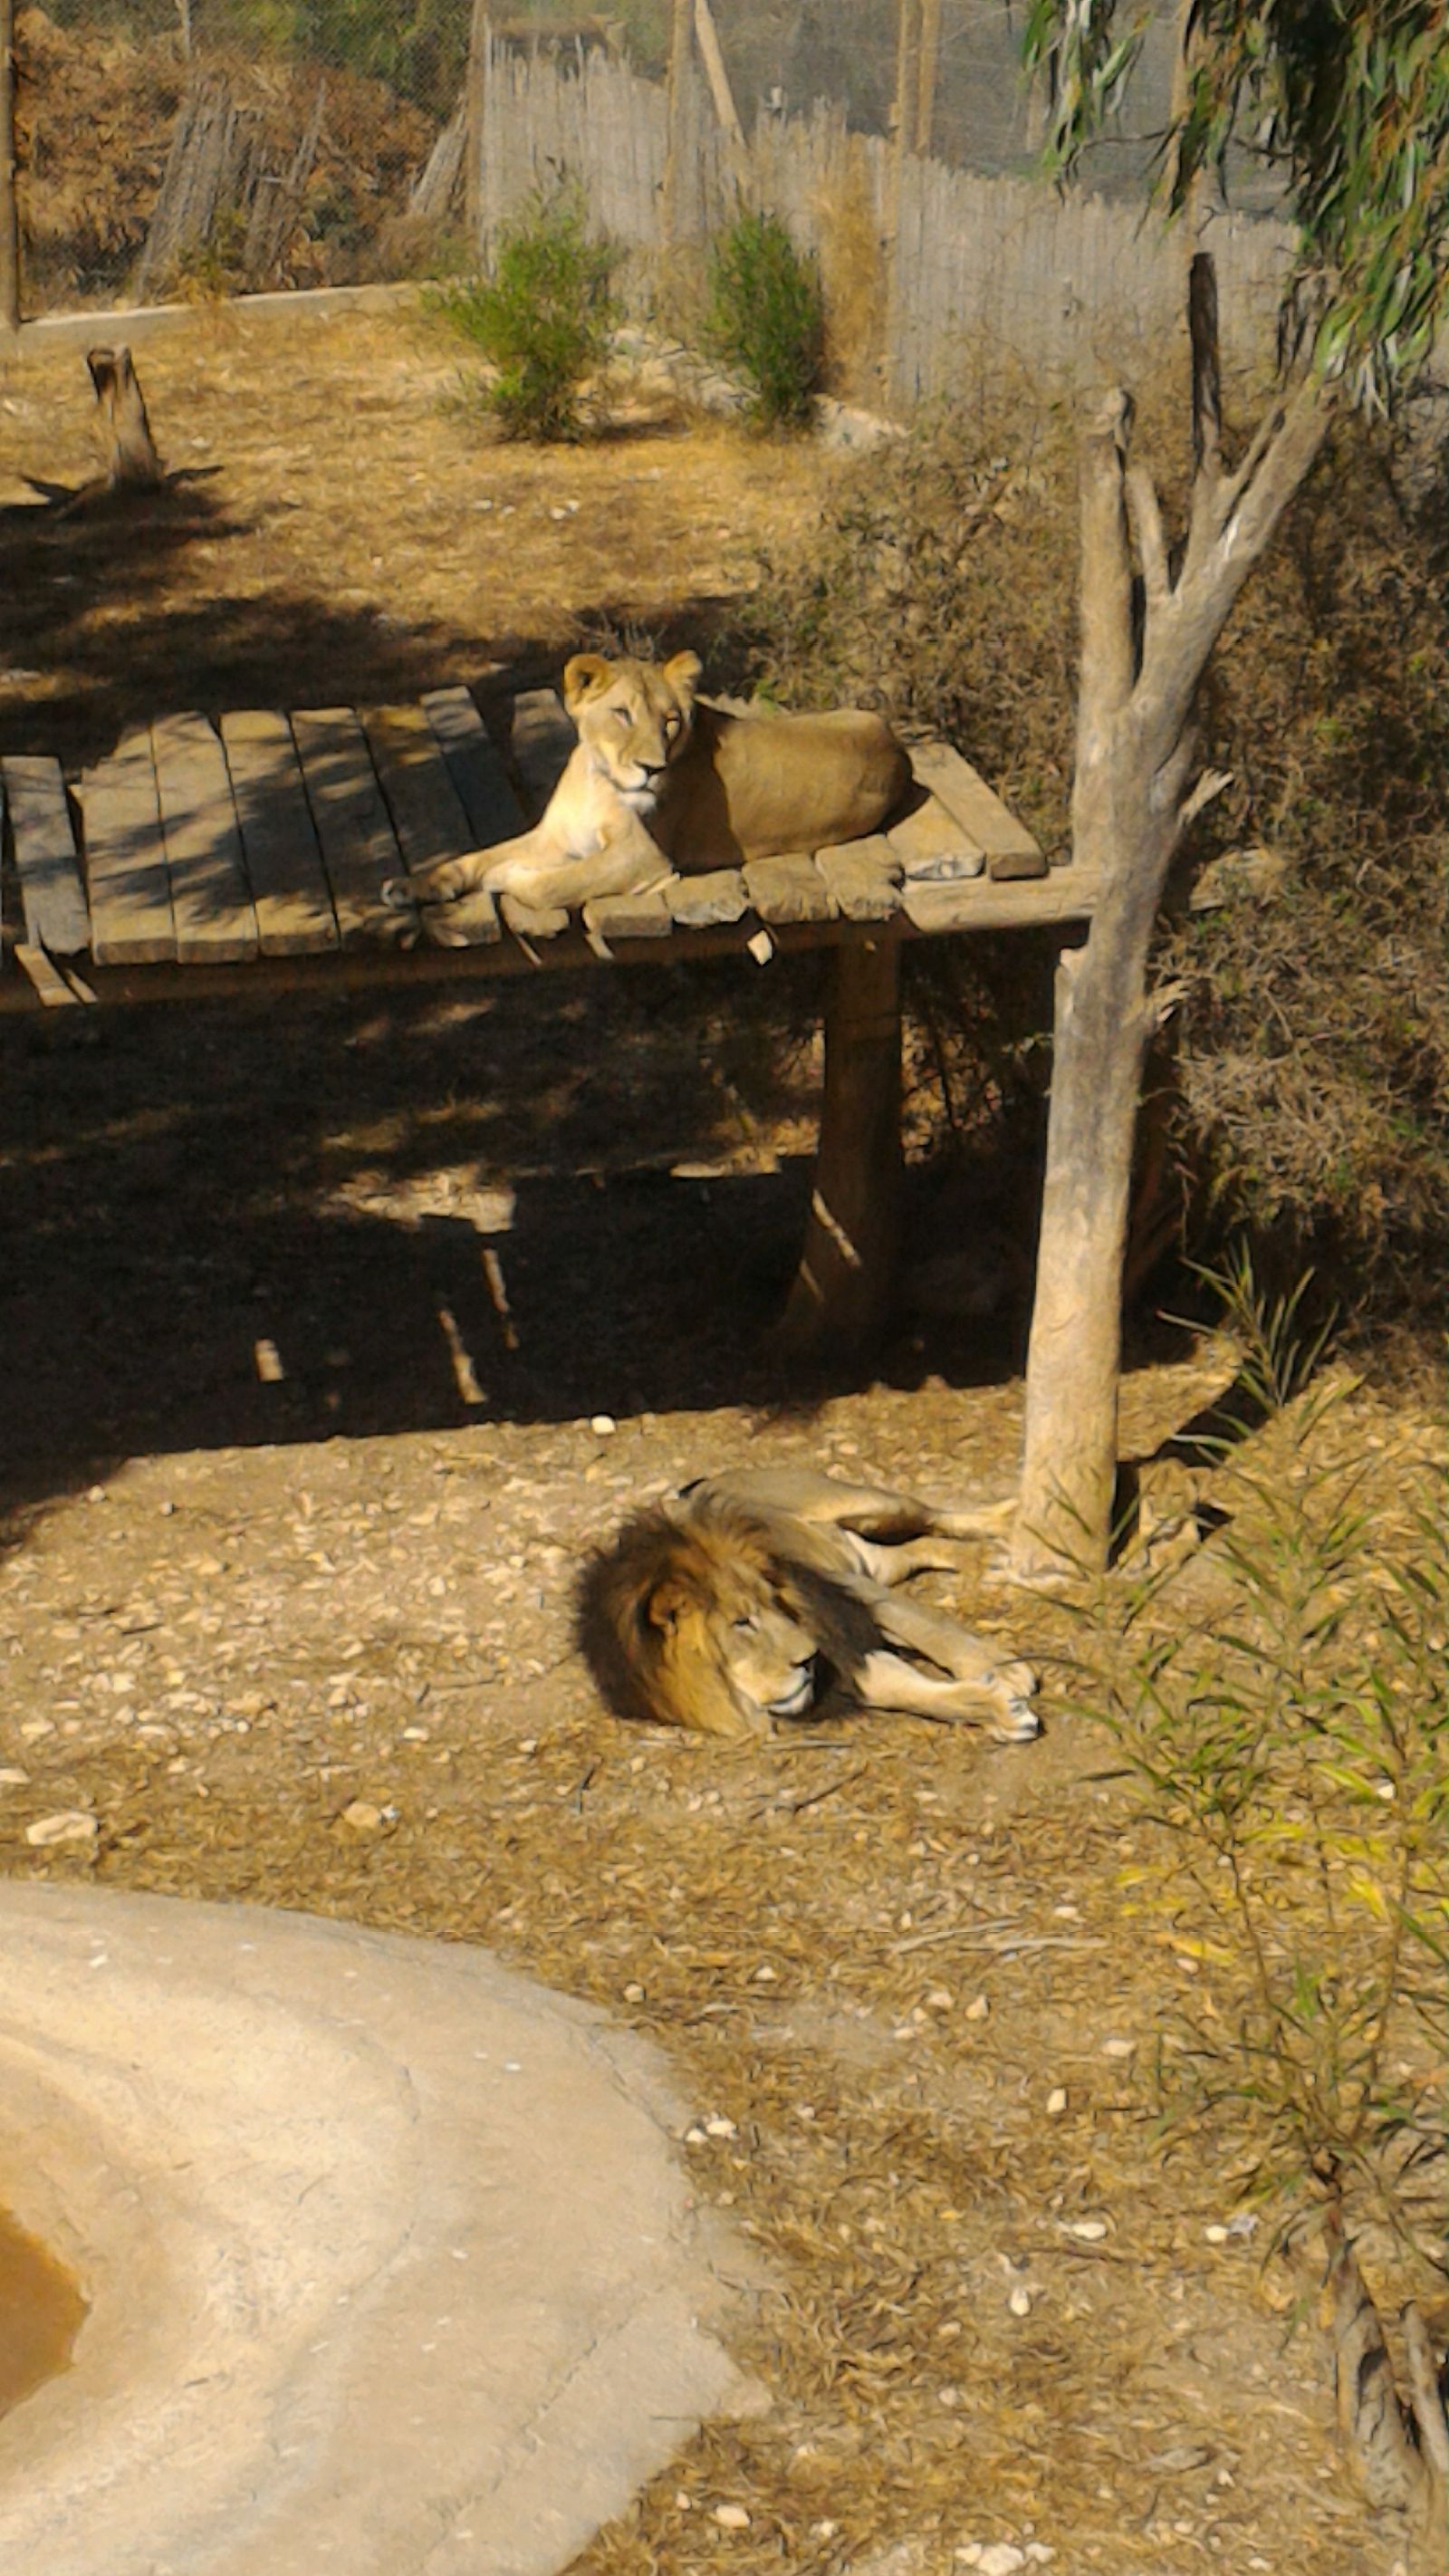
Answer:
151;712;257;964
778;937;904;1356
220;709;338;954
80;734;176;964
693;0;744;146
0;0;18;334
1;755;90;953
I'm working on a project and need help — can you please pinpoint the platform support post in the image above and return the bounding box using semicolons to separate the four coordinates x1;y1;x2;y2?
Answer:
779;936;903;1357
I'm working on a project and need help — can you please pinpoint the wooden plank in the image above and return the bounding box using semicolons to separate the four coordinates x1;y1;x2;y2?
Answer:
582;889;673;948
421;686;526;846
816;836;903;923
364;704;474;878
291;708;406;946
1;756;90;955
908;738;1045;879
500;892;569;947
151;713;257;966
510;687;575;820
14;942;83;1006
80;734;176;964
219;710;338;956
901;868;1103;935
887;787;987;880
743;853;836;924
420;888;502;949
667;868;748;928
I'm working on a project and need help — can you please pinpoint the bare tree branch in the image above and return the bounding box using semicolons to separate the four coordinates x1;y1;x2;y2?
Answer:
1189;251;1222;487
1078;389;1137;730
1125;461;1170;610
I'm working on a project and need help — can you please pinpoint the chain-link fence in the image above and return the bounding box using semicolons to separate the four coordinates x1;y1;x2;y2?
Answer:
4;1;1288;381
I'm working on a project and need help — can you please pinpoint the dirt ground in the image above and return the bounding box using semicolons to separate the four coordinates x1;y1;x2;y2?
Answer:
0;307;1440;2575
0;303;834;770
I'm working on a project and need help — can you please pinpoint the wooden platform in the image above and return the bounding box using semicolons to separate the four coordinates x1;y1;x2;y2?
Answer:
0;687;1096;1011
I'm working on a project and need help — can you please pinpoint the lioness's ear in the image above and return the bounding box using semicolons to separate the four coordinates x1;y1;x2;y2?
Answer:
663;650;702;702
562;652;613;713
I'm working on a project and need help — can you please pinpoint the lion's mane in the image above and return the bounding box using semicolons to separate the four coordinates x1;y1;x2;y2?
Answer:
575;1495;879;1735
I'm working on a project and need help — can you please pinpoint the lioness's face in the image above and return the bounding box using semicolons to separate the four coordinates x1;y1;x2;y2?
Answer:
563;651;702;817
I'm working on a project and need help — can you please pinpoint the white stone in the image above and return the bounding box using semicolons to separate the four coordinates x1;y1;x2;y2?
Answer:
978;2548;1027;2576
0;1885;758;2576
24;1812;98;1848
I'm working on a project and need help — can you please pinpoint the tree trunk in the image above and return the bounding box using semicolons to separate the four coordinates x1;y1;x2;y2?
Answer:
87;345;165;487
1011;266;1333;1581
1;0;21;334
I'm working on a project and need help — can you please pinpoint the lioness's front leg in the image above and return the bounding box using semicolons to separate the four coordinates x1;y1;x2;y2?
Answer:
483;811;674;909
382;830;545;914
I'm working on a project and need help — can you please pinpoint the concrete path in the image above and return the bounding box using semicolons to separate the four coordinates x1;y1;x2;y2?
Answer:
0;1885;761;2576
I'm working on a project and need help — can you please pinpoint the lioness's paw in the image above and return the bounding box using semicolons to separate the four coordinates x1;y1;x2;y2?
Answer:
426;895;496;948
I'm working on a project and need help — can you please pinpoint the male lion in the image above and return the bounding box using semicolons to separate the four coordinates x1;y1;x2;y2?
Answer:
386;651;910;930
577;1465;1040;1743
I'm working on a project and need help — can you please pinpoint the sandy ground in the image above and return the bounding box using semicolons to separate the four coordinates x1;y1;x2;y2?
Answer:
0;306;1441;2576
0;303;833;770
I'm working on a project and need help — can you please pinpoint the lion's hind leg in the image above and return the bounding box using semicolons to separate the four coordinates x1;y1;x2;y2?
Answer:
704;1467;945;1539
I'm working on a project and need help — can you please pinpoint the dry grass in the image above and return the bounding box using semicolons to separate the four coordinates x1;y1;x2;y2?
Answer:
0;303;838;771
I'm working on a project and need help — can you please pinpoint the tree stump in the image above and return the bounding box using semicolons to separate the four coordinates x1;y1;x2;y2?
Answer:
87;347;164;490
778;937;903;1356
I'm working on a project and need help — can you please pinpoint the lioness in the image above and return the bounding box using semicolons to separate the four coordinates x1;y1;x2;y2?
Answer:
577;1465;1040;1743
386;651;910;928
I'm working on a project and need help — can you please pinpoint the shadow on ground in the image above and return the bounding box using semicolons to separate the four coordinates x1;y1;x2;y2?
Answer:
1;971;1032;1539
0;473;744;769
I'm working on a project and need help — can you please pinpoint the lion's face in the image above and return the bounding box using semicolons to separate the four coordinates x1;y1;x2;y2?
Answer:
649;1562;820;1738
562;651;702;820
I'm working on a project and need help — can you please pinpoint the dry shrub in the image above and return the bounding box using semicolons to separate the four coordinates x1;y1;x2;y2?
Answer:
14;8;435;303
737;386;1449;1336
1163;420;1449;1330
810;139;887;401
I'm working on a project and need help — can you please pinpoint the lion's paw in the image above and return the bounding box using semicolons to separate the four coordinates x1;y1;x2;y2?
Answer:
994;1694;1042;1743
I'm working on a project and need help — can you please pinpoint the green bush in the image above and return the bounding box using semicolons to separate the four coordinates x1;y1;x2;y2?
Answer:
705;209;825;428
433;189;620;442
1075;1257;1448;2279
